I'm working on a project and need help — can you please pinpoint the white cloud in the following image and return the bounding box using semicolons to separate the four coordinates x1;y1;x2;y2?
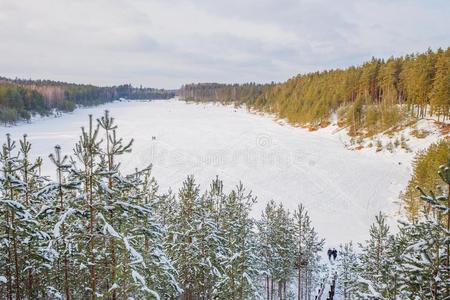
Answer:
0;0;448;88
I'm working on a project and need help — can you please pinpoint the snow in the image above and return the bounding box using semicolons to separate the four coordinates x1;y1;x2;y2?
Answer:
357;277;385;299
341;117;446;155
131;270;146;285
108;283;119;293
53;208;76;238
131;270;160;299
46;286;63;299
99;213;121;238
0;200;33;221
124;237;144;265
0;99;446;246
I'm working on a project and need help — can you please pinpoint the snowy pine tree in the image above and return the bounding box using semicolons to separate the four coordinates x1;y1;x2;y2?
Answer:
259;201;295;299
395;161;449;299
216;183;260;299
336;242;359;299
293;204;323;300
356;212;393;299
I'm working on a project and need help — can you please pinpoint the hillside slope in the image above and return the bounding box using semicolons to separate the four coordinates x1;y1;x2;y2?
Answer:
178;48;450;137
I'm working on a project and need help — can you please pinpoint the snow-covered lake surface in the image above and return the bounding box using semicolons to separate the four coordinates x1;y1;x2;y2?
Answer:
0;99;441;246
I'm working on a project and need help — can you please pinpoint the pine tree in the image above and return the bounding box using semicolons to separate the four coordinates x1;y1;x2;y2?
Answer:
171;175;202;299
293;204;323;300
18;135;42;298
0;134;26;299
216;183;260;299
48;145;77;299
356;212;393;299
336;242;359;300
195;178;224;298
259;201;296;299
430;50;450;121
400;160;449;300
258;200;277;299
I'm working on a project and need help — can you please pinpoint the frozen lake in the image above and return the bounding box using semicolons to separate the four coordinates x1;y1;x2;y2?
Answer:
0;99;421;246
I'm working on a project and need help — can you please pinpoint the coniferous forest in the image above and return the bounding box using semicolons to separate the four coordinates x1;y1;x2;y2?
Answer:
0;77;175;124
179;48;450;136
0;111;448;299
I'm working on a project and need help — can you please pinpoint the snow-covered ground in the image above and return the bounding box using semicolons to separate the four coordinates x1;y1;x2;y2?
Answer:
0;99;445;246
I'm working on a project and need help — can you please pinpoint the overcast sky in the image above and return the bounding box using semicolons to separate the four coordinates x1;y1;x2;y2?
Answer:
0;0;449;89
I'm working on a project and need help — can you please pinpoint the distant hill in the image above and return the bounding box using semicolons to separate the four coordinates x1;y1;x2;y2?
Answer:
0;77;175;124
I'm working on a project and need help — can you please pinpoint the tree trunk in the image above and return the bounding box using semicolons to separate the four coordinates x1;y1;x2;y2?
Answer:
88;155;96;299
278;281;282;300
6;210;13;300
271;278;274;300
106;128;117;300
305;268;308;300
58;159;70;300
446;182;450;299
23;145;34;299
12;212;21;300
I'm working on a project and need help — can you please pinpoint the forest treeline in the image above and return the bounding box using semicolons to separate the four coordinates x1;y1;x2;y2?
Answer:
179;47;450;136
0;77;175;124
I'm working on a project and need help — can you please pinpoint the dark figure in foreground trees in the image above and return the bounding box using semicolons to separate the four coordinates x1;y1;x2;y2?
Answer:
332;248;337;260
328;248;333;261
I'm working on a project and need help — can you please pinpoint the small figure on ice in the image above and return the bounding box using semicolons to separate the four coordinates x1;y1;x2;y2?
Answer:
152;136;157;140
327;248;332;261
